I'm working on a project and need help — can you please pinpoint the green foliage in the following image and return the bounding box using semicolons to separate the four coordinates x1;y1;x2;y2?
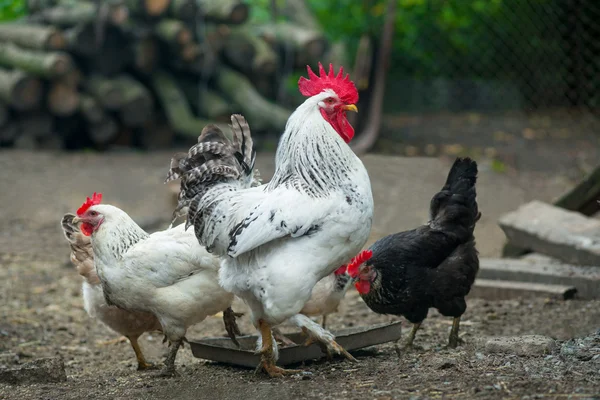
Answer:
0;0;27;22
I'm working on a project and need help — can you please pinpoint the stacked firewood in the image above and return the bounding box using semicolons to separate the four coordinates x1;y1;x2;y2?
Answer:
0;0;339;149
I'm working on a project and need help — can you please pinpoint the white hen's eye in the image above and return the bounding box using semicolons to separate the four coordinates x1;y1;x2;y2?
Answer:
90;211;98;217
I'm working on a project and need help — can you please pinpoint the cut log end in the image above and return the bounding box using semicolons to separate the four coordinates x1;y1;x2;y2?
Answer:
145;0;171;16
109;5;130;26
47;31;67;50
48;82;80;116
229;4;249;24
51;54;73;77
12;76;43;111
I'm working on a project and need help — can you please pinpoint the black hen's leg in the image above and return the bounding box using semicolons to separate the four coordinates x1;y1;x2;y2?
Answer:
157;339;181;377
448;316;462;348
223;307;244;348
395;322;421;357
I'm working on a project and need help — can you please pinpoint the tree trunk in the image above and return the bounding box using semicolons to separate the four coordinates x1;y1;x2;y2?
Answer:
196;0;248;24
0;23;66;51
215;66;291;132
0;43;72;78
224;26;278;75
351;0;397;155
113;75;154;127
0;68;43;111
124;0;171;18
151;69;226;138
257;22;327;68
47;81;80;116
168;0;197;20
35;1;129;27
154;18;192;47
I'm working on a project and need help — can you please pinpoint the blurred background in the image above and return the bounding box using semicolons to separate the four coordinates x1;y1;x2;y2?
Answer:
0;0;597;182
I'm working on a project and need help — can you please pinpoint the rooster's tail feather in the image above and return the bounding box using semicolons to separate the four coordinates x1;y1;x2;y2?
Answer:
166;114;256;225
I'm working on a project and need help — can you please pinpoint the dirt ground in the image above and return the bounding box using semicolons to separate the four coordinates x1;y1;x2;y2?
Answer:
1;149;599;400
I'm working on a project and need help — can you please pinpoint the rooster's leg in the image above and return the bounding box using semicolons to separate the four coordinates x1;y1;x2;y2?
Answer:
256;319;301;378
447;317;462;349
127;335;157;371
321;315;328;329
157;339;182;377
223;307;244;348
395;322;421;356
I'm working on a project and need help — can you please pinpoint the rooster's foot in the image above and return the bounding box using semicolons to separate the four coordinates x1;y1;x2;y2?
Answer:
273;328;296;347
255;361;301;378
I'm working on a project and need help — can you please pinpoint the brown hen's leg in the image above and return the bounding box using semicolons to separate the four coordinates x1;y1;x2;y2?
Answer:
157;339;181;377
223;307;244;348
127;335;156;371
395;322;421;357
98;336;128;346
447;317;462;349
273;328;296;347
256;319;301;378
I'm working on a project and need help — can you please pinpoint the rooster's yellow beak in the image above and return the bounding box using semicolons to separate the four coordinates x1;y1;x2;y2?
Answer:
342;104;358;113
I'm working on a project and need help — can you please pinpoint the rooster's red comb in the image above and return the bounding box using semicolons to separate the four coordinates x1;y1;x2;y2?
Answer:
77;192;102;216
298;62;358;105
346;250;373;278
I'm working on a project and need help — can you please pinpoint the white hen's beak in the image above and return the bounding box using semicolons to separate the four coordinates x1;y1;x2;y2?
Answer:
72;216;81;224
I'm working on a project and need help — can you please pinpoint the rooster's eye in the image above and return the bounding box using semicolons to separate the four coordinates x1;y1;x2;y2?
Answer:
326;98;334;104
90;211;97;217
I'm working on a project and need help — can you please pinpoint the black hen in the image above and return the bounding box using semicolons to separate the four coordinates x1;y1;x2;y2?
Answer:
347;157;480;351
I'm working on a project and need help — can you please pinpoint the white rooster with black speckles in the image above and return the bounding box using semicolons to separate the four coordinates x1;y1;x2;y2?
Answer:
167;63;374;377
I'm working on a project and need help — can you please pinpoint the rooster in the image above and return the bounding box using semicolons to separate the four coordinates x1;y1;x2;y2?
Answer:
347;157;480;353
167;63;373;377
61;213;162;370
69;193;242;376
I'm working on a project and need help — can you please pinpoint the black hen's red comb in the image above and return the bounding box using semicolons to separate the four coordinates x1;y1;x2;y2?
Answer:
77;192;102;216
346;250;373;278
298;62;358;104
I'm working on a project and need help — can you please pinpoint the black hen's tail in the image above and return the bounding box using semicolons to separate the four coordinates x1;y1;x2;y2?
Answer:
428;157;480;242
165;114;256;224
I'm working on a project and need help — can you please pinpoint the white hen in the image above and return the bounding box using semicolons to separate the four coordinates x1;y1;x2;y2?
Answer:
61;213;162;370
70;193;240;375
168;63;373;377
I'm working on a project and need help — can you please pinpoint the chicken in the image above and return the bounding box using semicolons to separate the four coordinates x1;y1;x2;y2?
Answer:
69;193;241;376
300;265;352;329
347;157;480;354
167;63;374;377
61;213;162;370
272;265;353;353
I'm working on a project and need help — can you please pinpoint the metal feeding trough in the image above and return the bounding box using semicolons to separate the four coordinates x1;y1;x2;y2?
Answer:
189;321;402;368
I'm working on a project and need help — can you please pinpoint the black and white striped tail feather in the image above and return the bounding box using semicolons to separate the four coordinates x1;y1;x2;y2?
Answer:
165;114;255;228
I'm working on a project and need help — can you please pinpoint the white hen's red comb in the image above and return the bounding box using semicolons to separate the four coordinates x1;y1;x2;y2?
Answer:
77;192;102;216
